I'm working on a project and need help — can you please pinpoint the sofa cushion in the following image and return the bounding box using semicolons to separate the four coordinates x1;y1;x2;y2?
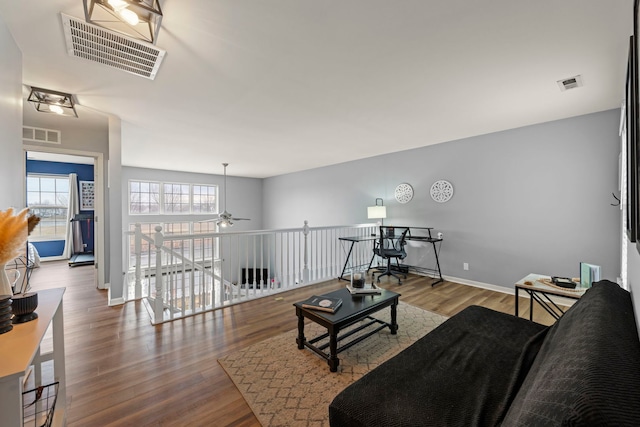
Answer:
329;305;548;427
502;280;640;426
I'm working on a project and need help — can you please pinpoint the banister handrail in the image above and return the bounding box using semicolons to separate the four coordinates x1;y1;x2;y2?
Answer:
138;223;374;241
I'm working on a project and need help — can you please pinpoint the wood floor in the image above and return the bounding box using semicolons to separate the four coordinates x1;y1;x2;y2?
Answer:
28;261;557;427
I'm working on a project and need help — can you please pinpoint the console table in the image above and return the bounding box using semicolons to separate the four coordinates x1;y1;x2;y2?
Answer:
0;288;66;426
515;273;585;321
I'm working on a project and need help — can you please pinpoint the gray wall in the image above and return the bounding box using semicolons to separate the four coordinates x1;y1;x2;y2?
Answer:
0;16;23;210
264;109;621;290
108;117;123;297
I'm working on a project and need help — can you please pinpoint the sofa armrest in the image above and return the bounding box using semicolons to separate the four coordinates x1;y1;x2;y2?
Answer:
502;280;640;426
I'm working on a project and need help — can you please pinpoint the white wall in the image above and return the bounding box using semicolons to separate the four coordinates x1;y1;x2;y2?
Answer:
0;15;23;209
264;110;621;290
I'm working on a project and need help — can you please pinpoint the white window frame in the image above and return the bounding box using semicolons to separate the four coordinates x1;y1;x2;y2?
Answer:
192;184;217;214
127;221;220;269
128;180;218;216
26;173;70;241
163;182;191;214
129;180;162;215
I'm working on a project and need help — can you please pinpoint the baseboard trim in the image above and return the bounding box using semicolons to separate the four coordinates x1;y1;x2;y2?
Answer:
108;296;125;306
40;256;66;262
443;275;513;295
443;274;579;307
107;284;126;306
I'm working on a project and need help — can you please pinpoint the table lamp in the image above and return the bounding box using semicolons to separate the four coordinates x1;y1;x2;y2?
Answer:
367;198;387;226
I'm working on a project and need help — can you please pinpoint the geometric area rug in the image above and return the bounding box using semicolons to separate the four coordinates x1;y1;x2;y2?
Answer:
218;302;448;426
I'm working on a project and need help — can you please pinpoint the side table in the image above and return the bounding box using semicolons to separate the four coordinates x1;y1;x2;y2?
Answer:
0;288;66;426
515;273;586;321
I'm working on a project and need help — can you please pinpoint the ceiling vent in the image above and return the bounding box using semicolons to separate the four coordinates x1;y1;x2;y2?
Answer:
23;126;61;144
61;13;166;80
557;75;584;92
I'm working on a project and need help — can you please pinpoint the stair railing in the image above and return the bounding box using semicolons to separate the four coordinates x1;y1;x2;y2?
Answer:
125;221;377;324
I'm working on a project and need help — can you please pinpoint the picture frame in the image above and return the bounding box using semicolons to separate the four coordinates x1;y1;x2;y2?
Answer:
80;180;95;211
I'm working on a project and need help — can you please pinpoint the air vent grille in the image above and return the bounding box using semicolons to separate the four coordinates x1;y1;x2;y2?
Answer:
557;75;584;92
61;13;166;80
23;126;61;144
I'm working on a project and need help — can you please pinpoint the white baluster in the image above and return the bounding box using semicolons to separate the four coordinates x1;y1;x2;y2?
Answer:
153;225;164;324
134;223;142;300
303;220;310;283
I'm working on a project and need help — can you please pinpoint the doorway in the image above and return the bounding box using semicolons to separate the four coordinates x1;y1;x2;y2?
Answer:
24;148;106;289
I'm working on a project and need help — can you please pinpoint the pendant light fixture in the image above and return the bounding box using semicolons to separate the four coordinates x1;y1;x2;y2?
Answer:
27;87;78;118
83;0;163;44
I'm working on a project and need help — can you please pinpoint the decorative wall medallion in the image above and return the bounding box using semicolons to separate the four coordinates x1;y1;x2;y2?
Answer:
394;183;414;204
430;180;454;203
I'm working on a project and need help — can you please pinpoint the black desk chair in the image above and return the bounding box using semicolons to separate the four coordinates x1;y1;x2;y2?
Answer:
374;226;409;284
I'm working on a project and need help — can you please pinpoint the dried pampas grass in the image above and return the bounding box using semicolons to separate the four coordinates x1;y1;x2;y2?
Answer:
27;214;40;236
0;208;29;265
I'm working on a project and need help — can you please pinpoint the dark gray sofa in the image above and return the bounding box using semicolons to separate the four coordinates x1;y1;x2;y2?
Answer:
329;280;640;426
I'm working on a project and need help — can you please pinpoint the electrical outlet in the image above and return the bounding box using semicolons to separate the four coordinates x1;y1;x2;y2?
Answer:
463;262;469;271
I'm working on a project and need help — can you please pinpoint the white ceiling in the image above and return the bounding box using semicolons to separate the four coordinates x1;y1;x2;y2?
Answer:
0;0;633;178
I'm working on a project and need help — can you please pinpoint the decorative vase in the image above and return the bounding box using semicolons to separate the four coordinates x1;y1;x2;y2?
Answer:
11;292;38;324
0;295;12;334
0;265;13;297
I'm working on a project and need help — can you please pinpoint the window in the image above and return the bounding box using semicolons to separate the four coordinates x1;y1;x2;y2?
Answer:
128;223;160;268
128;222;217;268
27;175;69;240
164;183;190;214
192;185;217;214
193;221;216;233
129;181;161;214
128;181;217;215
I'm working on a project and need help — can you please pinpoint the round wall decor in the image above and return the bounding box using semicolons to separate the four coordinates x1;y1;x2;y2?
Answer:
430;180;454;203
394;183;414;204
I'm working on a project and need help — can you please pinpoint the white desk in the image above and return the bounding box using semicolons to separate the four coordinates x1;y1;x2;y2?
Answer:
0;288;66;426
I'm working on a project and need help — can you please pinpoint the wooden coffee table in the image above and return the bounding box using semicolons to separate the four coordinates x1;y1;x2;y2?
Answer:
294;287;400;372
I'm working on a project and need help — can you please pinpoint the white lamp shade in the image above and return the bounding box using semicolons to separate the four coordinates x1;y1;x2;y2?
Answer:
367;206;387;219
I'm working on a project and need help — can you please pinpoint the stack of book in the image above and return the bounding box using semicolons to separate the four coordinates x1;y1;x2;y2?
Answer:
301;295;342;313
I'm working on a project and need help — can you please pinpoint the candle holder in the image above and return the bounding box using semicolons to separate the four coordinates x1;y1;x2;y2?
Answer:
351;271;366;288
